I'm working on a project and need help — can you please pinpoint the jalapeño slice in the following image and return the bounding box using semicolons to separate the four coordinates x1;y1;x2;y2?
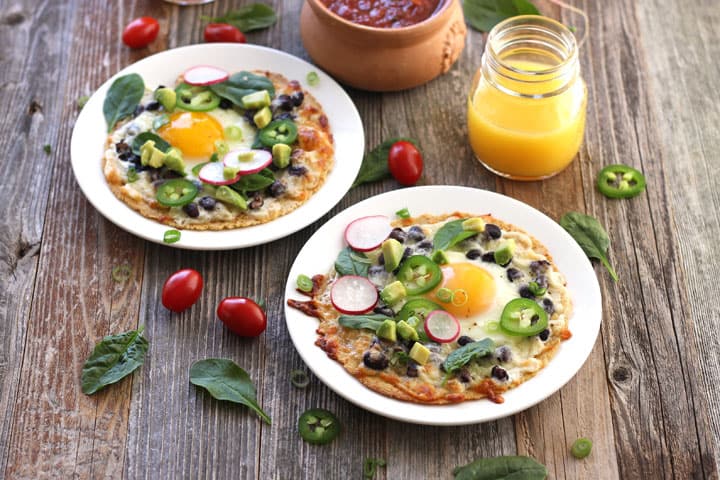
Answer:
258;119;298;147
500;298;548;336
396;298;443;322
597;164;646;199
397;255;442;295
156;178;198;207
175;83;221;112
298;408;341;445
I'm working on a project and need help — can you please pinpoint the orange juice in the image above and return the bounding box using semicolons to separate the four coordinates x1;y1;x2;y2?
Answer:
467;17;587;180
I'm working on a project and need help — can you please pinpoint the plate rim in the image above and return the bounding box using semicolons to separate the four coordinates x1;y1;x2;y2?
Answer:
70;43;364;250
284;185;602;425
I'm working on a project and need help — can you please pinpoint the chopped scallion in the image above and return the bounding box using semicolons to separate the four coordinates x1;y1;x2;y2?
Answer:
163;229;181;244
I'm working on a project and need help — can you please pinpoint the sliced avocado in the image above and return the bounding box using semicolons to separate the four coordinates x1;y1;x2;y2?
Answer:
462;217;486;233
376;319;397;343
242;90;271;109
409;343;431;365
214;186;248;209
140;140;165;169
382;238;404;272
154;87;176;112
223;166;240;180
431;250;449;265
380;280;407;306
163;147;185;174
396;320;419;341
494;239;516;266
253;107;272;129
272;143;292;168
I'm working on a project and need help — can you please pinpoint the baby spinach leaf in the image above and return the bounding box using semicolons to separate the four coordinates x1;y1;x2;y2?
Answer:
201;3;277;33
230;168;275;194
338;314;390;331
442;338;494;374
560;212;618;282
190;358;271;424
131;132;172;155
103;73;144;132
434;219;478;251
209;71;275;106
81;326;149;395
334;247;370;277
463;0;540;33
453;455;547;480
352;137;419;188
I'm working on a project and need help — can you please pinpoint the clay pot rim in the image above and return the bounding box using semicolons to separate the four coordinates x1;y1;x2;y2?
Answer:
306;0;454;39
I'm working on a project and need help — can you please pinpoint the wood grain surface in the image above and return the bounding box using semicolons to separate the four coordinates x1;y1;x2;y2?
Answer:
0;0;718;478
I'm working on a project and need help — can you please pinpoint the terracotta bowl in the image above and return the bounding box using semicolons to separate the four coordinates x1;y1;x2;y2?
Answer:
300;0;467;92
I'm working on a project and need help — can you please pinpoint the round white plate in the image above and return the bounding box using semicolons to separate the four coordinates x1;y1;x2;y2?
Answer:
285;186;602;425
70;44;364;250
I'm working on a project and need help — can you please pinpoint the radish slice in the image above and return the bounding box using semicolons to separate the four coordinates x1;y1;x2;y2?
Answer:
424;310;461;343
198;161;239;185
344;215;392;252
223;149;272;175
330;275;378;314
182;65;230;86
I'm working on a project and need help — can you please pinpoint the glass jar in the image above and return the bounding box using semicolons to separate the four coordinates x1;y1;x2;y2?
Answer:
467;16;587;180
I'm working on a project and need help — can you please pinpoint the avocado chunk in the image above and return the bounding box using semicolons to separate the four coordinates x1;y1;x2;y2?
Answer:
214;186;248;209
223;166;240;180
380;280;407;306
397;320;419;341
382;238;404;272
154;87;176;112
163;147;185;174
431;250;449;265
409;343;431;365
376;319;397;343
140;140;166;169
462;217;486;233
272;143;292;168
241;90;271;109
494;239;516;266
253;107;272;129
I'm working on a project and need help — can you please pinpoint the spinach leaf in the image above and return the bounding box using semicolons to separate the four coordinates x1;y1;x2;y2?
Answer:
453;455;547;480
463;0;540;33
230;168;275;193
209;71;275;106
190;358;271;424
442;338;494;374
433;219;478;251
352;137;419;188
131;132;172;155
338;314;390;331
81;326;149;395
201;3;277;33
334;247;371;277
560;212;618;282
103;73;144;132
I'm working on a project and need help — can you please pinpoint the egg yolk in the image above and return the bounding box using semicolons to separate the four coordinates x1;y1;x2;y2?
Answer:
157;111;223;158
425;263;496;318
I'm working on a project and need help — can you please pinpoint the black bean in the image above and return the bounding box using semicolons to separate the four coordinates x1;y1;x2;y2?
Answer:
275;94;294;111
161;169;183;179
519;285;534;299
542;298;555;315
183;203;200;218
290;91;304;107
273;112;295;121
458;368;472;383
115;141;132;156
491;365;509;381
535;274;548;290
377;253;385;265
373;305;394;317
538;329;550;341
506;268;522;282
457;335;475;347
129;154;142;166
406;362;419;377
199;196;216;210
288;164;307;176
363;350;388;370
268;180;287;197
495;346;512;363
416;240;434;251
219;98;233;109
530;260;551;274
368;265;385;276
482;252;496;263
389;228;407;243
118;151;133;161
249;194;264;210
145;101;161;111
465;249;482;260
133;105;144;116
407;226;425;241
243;110;256;122
484;223;502;240
401;247;412;261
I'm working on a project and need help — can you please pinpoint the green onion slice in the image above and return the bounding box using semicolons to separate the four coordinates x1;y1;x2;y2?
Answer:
290;369;310;388
306;71;319;86
395;207;411;219
111;264;132;283
297;274;314;293
436;287;452;303
163;229;181;244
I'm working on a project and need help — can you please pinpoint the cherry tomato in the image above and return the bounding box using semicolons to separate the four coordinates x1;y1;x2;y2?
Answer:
217;297;267;337
204;23;247;43
388;141;423;186
122;17;160;49
161;269;203;313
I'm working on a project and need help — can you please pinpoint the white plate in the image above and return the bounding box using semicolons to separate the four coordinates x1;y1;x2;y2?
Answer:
70;44;364;250
285;186;602;425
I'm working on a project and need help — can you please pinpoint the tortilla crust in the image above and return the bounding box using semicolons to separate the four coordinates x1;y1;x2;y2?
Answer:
103;71;334;230
310;212;573;405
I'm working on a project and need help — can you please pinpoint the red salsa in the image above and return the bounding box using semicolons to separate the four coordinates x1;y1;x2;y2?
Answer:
321;0;441;28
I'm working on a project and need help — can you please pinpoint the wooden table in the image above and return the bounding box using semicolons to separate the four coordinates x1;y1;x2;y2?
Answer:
1;0;718;478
